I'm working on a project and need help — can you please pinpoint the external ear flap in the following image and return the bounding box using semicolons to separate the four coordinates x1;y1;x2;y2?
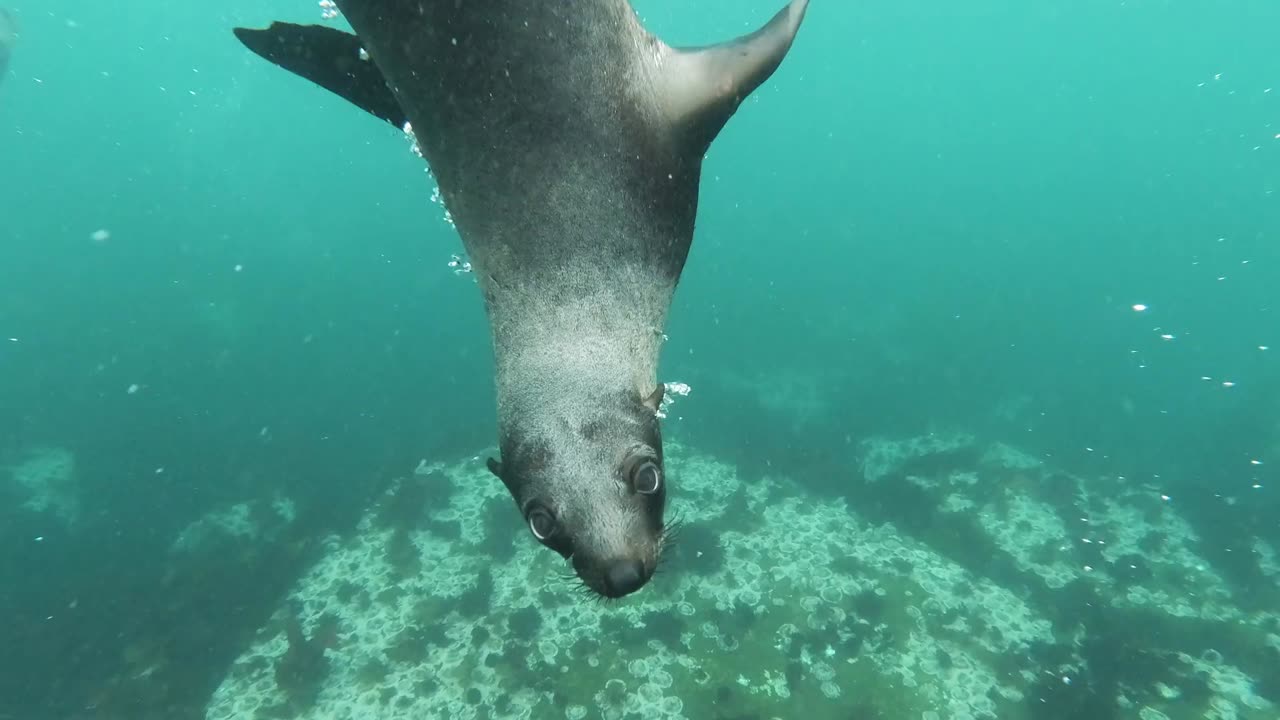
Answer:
487;456;523;498
643;385;665;415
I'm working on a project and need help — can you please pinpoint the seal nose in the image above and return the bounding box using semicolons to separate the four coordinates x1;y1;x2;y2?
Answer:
603;559;647;597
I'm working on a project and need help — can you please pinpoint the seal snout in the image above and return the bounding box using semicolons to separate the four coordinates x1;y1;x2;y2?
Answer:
575;549;654;599
603;558;648;598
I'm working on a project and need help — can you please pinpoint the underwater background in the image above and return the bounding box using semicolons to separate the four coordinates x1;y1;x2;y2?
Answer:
1;1;1277;719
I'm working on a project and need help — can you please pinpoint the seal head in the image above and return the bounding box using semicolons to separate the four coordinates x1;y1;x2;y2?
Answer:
489;385;667;598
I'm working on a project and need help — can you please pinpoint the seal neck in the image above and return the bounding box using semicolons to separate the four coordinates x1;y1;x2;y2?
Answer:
496;322;663;400
489;286;667;425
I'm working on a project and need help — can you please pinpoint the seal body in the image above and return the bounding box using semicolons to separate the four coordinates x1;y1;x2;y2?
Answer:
235;0;809;597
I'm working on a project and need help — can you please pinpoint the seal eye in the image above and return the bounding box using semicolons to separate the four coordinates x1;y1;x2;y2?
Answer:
527;506;557;541
632;460;663;495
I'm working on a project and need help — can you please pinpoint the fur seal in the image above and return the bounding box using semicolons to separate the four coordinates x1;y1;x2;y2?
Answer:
234;0;809;598
0;9;16;85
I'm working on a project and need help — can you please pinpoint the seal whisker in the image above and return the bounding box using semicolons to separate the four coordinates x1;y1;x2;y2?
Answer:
658;512;686;554
555;569;580;589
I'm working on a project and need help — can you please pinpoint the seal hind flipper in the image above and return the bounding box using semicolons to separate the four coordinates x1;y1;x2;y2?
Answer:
232;22;407;129
661;0;810;154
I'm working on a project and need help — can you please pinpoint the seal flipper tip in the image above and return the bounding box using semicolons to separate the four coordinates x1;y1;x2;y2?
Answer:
233;22;407;129
660;0;810;154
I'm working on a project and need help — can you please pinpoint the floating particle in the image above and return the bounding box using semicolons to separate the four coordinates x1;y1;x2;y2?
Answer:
1132;303;1148;312
91;229;110;243
234;264;243;272
1260;346;1269;351
1251;460;1263;465
1222;381;1236;388
1160;333;1175;340
1161;494;1171;502
126;383;140;394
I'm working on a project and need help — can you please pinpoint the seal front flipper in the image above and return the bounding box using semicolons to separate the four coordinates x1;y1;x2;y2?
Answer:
661;0;810;154
232;22;407;129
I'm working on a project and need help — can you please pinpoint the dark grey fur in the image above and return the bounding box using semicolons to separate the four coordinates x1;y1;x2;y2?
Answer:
235;0;808;598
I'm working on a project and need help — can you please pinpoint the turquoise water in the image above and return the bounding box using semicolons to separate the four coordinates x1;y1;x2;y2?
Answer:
1;1;1277;719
